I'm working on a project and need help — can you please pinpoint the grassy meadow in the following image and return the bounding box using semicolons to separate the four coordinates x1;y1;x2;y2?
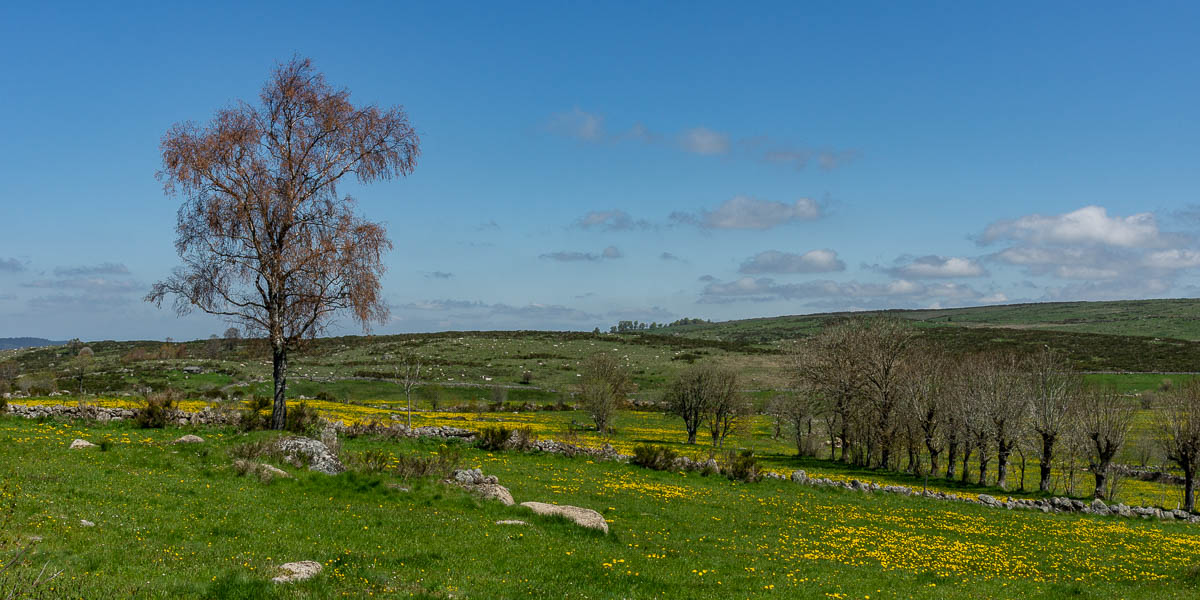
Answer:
3;414;1200;599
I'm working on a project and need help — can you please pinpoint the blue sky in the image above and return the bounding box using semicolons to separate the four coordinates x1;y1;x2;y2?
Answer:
2;2;1199;341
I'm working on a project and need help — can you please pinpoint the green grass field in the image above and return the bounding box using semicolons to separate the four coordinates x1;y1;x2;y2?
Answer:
3;414;1200;599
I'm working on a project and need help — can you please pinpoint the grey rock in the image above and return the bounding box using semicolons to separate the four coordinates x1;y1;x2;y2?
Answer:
79;519;95;527
495;519;529;526
790;470;807;483
172;434;205;444
521;501;609;534
275;437;345;475
272;561;322;583
69;439;97;450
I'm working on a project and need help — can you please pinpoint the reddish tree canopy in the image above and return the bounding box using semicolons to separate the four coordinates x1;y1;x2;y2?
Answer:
147;56;419;428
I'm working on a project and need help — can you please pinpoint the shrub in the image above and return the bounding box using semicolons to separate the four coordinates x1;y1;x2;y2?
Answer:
520;371;533;385
284;401;322;435
509;426;536;451
721;449;762;483
631;443;679;471
347;448;392;473
476;426;512;451
240;395;272;431
315;390;338;402
0;395;7;414
135;390;180;429
490;386;507;404
229;439;278;463
391;445;462;479
201;387;227;400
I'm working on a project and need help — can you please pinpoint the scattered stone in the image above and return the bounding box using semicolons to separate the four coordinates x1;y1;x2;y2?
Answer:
272;561;322;583
386;483;411;492
234;459;291;482
495;520;529;526
69;439;96;450
474;483;515;506
447;469;513;505
275;437;345;475
790;470;808;483
520;501;608;534
79;520;95;527
172;434;205;444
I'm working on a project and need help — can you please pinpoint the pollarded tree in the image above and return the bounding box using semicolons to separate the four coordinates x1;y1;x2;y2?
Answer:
147;57;419;429
1026;346;1080;493
1161;381;1200;512
1079;385;1136;500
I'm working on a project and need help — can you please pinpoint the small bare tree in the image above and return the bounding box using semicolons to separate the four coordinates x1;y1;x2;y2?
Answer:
767;391;816;457
222;327;241;352
396;355;422;429
1162;381;1200;511
578;352;631;434
664;364;712;444
73;347;94;394
700;366;747;448
147;57;419;429
1078;385;1136;500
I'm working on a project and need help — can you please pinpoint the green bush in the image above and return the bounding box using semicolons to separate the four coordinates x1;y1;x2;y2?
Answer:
391;445;462;479
721;449;762;483
135;390;180;429
631;443;679;471
476;426;512;451
240;395;272;431
284;401;322;435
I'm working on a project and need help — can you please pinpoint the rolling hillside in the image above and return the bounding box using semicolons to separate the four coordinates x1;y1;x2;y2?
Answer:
657;298;1200;344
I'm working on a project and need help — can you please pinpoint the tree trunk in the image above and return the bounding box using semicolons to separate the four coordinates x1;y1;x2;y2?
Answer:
1093;463;1108;500
686;427;697;445
960;445;972;484
1186;469;1196;513
978;455;990;487
271;343;288;430
946;439;958;481
1039;433;1055;493
996;442;1012;491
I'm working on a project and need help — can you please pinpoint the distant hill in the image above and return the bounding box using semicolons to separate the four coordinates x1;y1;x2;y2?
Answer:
657;298;1200;344
0;337;66;351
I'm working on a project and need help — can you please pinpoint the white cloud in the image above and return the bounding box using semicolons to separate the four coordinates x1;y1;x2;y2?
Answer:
679;127;730;155
981;205;1166;248
739;249;845;274
672;196;821;230
546;107;605;141
881;255;986;279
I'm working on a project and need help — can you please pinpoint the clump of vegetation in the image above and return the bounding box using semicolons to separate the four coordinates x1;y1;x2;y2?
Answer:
284;401;322;435
631;443;679;471
239;395;273;431
135;390;180;429
721;449;762;483
475;425;536;451
394;445;462;479
476;425;512;451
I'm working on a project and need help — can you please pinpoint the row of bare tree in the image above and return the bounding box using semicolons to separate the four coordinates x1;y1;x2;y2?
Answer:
771;317;1200;510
